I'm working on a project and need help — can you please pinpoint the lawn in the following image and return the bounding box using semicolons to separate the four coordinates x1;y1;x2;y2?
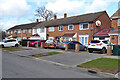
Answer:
2;47;32;51
30;52;62;57
77;58;120;74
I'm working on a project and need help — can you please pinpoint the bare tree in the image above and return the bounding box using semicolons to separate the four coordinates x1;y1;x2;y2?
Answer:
34;7;56;21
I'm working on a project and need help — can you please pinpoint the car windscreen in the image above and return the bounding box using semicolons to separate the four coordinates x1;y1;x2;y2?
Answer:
90;40;100;43
35;41;39;42
46;40;53;43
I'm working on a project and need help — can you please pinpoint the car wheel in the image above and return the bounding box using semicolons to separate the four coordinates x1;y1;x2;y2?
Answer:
1;45;4;48
15;44;19;47
101;48;106;54
89;49;93;53
84;47;87;51
34;44;37;47
44;47;47;49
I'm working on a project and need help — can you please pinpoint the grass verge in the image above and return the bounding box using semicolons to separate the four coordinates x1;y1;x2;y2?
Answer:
2;47;32;51
77;58;120;74
30;52;62;57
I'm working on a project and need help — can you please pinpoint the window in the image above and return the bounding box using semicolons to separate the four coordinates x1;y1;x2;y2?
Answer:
11;31;13;34
34;29;37;33
8;31;9;34
118;19;120;26
18;29;21;33
18;37;21;41
80;23;89;30
49;27;54;32
58;26;63;31
29;29;31;33
68;25;73;30
14;30;17;34
40;27;44;33
23;37;26;39
23;29;27;33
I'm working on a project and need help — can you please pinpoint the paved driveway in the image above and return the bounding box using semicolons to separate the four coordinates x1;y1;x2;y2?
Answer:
9;48;105;67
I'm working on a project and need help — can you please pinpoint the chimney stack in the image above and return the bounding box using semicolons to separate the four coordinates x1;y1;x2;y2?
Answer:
54;15;57;19
64;13;67;18
36;19;39;22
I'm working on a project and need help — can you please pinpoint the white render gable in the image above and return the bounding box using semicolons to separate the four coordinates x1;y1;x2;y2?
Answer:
32;27;46;40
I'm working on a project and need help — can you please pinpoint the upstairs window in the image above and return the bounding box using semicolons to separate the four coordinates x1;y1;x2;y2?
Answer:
68;25;73;30
29;29;31;33
18;29;21;33
80;23;89;30
118;19;120;26
14;30;17;34
34;29;37;33
11;31;13;34
40;27;44;33
23;29;27;33
59;26;63;31
8;31;9;34
49;27;54;32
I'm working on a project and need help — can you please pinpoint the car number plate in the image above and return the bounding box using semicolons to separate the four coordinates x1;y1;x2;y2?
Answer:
91;45;95;46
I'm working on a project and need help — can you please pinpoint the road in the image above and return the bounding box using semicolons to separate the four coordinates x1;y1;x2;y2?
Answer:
2;51;105;78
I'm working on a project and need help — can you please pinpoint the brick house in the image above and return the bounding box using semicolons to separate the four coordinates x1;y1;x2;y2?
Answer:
6;22;39;41
43;11;111;46
109;9;120;45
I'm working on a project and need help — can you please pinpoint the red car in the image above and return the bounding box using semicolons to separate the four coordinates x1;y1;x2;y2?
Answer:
30;40;46;47
44;40;59;49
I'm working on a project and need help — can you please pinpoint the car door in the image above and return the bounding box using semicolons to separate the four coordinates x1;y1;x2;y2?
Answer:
4;40;11;47
10;40;16;46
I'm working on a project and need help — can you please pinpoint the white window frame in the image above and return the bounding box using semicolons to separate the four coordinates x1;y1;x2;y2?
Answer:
29;29;31;33
118;19;120;26
49;27;54;32
79;35;89;46
34;29;37;33
8;31;9;34
58;26;63;31
68;25;73;30
40;27;44;33
49;37;54;40
79;23;89;30
23;29;27;33
11;31;13;34
18;29;21;33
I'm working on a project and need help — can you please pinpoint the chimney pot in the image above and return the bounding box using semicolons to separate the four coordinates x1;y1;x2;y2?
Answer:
54;15;57;19
36;19;39;22
64;13;67;18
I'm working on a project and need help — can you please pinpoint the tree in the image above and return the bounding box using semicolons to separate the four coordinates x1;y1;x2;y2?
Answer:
34;7;56;21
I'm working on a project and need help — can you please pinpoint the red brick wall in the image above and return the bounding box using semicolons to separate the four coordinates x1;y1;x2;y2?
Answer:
6;29;33;40
111;19;120;30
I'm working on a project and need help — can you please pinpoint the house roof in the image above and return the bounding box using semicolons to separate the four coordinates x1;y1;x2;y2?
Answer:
8;11;106;30
62;33;75;37
7;22;40;30
35;11;106;28
111;9;120;18
94;28;111;36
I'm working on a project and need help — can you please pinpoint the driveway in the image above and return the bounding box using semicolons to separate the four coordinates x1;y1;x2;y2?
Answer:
9;48;105;67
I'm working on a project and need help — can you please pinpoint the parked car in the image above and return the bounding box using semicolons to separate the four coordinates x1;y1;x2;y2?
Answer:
58;41;87;51
30;40;46;47
44;40;59;49
0;39;19;48
88;40;113;54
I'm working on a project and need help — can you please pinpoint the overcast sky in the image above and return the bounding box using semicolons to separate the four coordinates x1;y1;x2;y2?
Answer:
0;0;119;31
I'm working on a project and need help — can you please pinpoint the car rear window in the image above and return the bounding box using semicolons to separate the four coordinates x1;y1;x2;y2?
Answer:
90;40;100;43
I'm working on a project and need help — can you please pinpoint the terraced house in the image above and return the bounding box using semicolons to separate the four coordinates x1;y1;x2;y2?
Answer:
109;9;120;45
7;11;111;46
6;22;40;41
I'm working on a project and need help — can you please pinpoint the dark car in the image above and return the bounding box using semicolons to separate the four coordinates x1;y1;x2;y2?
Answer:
30;40;46;47
58;41;87;51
